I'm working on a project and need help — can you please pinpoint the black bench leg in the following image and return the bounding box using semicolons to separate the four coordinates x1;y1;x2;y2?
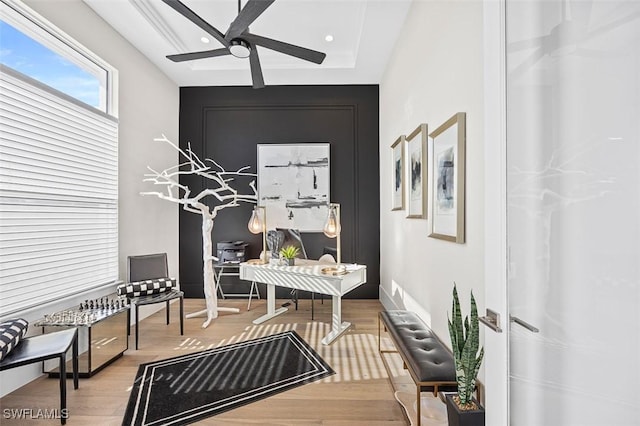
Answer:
59;354;66;425
166;300;170;325
72;334;79;390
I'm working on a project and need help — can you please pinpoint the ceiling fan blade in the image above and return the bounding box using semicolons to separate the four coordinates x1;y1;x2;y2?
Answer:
161;0;229;47
243;33;326;64
226;0;275;40
575;47;620;58
509;47;546;81
167;48;231;62
249;47;265;89
507;36;545;53
584;9;640;42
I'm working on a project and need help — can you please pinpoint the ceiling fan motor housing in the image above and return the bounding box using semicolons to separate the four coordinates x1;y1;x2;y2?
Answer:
229;39;251;58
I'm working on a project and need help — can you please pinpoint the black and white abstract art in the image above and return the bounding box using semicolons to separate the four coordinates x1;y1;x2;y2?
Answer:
258;144;330;232
436;147;455;212
429;113;466;243
391;135;405;211
406;123;427;218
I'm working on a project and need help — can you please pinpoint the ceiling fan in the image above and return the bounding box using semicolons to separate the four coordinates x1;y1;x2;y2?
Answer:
508;0;640;79
161;0;327;89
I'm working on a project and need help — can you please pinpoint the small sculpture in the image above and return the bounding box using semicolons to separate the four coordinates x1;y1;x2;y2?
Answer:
267;230;285;259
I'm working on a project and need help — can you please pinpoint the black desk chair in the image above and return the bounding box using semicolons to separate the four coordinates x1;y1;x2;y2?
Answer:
273;229;333;319
124;253;184;350
0;328;78;425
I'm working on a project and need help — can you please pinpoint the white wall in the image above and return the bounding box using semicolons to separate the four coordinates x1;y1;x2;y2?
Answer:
0;0;179;396
379;0;486;372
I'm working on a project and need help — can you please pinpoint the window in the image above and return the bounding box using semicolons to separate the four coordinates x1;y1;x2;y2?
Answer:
0;0;119;316
0;20;108;111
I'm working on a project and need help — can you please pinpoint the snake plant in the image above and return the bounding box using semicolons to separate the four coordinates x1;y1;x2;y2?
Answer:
448;283;484;407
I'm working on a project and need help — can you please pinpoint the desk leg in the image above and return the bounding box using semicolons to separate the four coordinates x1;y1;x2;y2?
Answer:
252;283;287;325
216;266;225;299
186;269;240;322
321;295;352;345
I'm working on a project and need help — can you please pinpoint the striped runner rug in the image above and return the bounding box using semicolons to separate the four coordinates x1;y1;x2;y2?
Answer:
122;330;334;425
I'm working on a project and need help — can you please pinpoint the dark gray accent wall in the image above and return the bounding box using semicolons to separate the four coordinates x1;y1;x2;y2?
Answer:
179;85;379;299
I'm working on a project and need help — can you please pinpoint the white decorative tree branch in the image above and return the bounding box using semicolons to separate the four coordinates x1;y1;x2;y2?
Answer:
141;135;257;328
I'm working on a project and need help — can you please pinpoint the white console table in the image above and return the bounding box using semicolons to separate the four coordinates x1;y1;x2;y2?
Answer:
239;261;367;345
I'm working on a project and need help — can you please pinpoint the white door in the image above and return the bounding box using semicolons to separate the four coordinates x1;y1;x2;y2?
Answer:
505;1;640;425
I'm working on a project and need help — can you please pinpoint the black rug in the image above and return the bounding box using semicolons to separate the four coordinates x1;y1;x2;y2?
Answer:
122;330;334;425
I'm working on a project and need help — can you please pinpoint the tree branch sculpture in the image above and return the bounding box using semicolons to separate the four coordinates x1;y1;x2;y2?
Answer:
142;135;257;328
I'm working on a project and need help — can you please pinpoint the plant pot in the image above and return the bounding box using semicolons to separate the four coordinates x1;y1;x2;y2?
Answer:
284;258;295;266
445;394;485;426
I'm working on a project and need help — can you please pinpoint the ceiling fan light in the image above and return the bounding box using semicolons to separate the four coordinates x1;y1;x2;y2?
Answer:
229;39;251;58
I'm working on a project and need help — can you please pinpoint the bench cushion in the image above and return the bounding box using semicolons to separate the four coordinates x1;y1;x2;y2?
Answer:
117;278;176;297
0;318;29;361
380;310;456;384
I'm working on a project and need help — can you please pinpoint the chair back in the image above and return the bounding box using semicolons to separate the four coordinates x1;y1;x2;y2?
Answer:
276;228;308;259
127;253;169;282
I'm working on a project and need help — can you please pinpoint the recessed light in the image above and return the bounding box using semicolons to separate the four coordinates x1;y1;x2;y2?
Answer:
201;36;210;44
325;35;334;42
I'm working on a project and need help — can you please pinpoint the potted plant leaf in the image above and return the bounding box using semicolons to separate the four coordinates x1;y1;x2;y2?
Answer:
279;245;300;266
446;284;485;426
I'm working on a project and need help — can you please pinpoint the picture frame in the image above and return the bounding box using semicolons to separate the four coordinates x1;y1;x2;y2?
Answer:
391;135;405;211
429;113;466;243
257;143;330;232
406;123;427;218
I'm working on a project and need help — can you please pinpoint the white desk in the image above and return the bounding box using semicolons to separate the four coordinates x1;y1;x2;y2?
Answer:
239;261;367;345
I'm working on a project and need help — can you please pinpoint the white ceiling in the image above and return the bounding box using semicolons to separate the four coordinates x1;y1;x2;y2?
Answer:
84;0;412;87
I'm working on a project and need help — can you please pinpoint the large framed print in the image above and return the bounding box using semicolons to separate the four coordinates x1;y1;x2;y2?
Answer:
406;123;427;218
257;143;330;232
391;135;405;211
429;113;466;243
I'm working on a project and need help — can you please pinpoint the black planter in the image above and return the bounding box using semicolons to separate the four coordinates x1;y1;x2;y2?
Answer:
445;394;485;426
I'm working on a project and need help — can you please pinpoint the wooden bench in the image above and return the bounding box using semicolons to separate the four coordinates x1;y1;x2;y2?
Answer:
378;310;457;425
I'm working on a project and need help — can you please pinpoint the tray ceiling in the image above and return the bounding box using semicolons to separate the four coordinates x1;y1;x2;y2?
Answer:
84;0;412;87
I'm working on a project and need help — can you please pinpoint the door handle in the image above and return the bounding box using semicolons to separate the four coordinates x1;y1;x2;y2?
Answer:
479;308;503;333
510;316;539;333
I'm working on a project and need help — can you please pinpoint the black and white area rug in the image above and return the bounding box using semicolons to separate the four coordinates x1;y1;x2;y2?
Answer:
122;330;334;426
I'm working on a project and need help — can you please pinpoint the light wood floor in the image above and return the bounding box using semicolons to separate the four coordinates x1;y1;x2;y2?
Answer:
0;298;417;425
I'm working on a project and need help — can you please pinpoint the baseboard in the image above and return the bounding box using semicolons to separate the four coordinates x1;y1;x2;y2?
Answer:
379;284;400;311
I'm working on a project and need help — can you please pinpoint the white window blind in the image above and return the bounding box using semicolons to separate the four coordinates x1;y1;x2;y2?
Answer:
0;68;119;316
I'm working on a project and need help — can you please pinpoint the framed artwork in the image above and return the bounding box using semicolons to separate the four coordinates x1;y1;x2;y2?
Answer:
429;113;466;243
257;143;330;232
406;123;427;218
391;135;405;211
